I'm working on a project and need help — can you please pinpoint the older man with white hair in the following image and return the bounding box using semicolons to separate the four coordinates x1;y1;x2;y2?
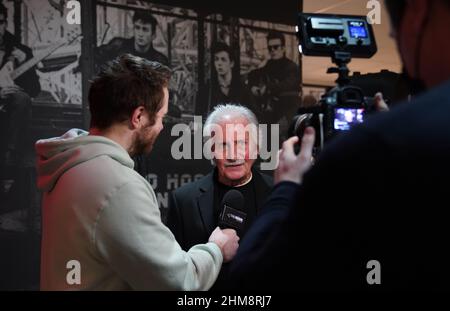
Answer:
166;105;273;288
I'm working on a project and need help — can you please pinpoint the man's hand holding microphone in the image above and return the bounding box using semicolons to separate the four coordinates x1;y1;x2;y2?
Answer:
208;227;239;263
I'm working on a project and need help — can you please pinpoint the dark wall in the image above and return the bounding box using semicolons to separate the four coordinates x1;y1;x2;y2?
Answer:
150;0;299;25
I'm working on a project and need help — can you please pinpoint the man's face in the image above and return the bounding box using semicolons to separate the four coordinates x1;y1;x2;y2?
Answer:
134;20;154;48
213;117;257;186
133;87;168;155
268;38;285;60
214;51;234;76
0;13;6;38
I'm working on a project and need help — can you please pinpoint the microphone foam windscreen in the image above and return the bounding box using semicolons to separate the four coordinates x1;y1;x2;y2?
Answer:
221;189;245;210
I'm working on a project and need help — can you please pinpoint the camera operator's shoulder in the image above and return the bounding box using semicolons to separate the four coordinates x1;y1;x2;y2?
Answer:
362;79;450;142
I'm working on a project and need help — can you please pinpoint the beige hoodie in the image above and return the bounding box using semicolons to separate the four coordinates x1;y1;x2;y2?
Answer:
36;129;222;290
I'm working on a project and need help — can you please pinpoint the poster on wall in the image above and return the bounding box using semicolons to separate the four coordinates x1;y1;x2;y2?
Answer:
0;0;81;233
0;0;300;290
96;1;199;119
2;0;82;106
201;15;239;116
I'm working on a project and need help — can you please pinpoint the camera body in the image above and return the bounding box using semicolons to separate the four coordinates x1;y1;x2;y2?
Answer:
290;83;376;153
291;13;378;153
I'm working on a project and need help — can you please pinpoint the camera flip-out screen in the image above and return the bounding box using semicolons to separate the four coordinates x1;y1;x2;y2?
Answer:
348;21;368;39
334;108;365;131
297;13;377;58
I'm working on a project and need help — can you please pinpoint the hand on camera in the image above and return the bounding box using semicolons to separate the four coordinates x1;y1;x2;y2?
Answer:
208;227;240;263
274;127;315;185
374;92;389;112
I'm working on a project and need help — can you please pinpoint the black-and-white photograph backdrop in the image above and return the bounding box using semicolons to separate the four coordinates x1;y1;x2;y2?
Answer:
1;1;82;225
96;1;199;116
0;0;299;290
0;0;83;290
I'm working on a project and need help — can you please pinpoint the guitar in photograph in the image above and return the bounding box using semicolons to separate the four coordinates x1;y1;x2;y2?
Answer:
0;30;81;110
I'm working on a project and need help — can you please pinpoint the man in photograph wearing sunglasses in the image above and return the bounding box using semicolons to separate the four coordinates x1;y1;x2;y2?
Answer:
248;31;300;139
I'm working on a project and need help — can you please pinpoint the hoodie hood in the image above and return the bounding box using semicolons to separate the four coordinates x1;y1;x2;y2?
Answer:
35;128;134;192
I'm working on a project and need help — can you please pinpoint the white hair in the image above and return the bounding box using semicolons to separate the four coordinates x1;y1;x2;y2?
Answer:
203;104;261;163
204;104;259;140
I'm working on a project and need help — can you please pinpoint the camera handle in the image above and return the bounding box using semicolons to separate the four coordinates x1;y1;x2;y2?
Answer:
327;51;352;87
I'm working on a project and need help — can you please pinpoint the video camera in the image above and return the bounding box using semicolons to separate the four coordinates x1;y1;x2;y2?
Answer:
290;13;378;154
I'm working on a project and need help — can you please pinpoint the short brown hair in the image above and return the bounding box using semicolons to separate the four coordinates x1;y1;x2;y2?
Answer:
89;54;171;129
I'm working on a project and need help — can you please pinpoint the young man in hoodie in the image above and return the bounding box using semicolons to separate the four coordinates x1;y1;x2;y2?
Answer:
36;54;239;290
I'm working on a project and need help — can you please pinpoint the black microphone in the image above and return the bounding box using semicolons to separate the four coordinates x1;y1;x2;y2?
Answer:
218;190;246;233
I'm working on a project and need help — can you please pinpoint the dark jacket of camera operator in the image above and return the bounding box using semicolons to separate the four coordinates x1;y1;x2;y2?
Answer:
226;0;450;291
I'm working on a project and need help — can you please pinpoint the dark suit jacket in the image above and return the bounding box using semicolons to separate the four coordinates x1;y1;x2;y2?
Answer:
227;79;450;291
166;168;273;251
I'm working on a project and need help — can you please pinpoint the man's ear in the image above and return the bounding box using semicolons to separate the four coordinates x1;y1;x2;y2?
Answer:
398;0;431;76
403;0;429;35
130;106;146;130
